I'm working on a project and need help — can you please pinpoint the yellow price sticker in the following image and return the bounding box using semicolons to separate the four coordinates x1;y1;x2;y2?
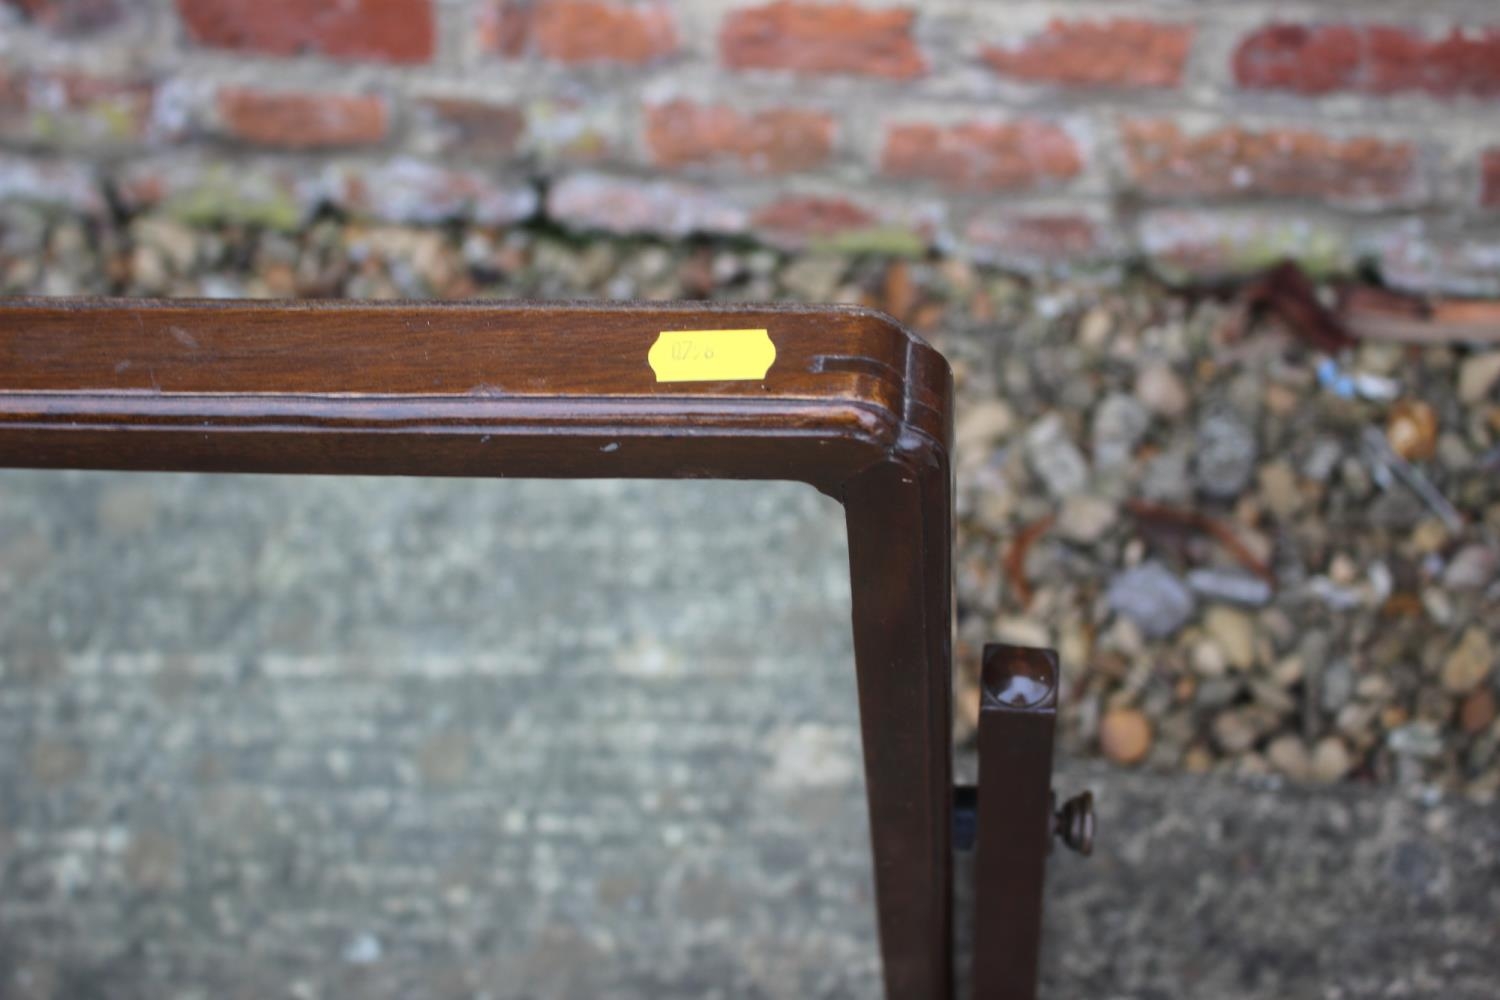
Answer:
648;328;776;383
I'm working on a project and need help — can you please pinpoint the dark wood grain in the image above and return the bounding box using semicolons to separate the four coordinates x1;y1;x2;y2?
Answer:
0;298;954;998
972;646;1060;1000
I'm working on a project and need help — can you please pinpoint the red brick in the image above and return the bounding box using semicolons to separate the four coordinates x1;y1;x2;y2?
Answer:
720;2;925;80
0;152;107;214
1137;209;1354;282
1483;149;1500;208
329;161;539;226
0;69;156;146
176;0;435;65
215;89;389;150
881;120;1080;192
411;98;526;160
114;155;324;227
527;99;613;162
4;0;121;34
967;213;1101;258
749;194;937;252
981;18;1192;89
1234;23;1500;98
751;194;877;239
0;67;22;113
477;2;533;57
645;100;833;174
1121;120;1418;208
548;172;748;236
52;73;151;107
964;210;1114;272
1373;221;1500;296
484;0;678;66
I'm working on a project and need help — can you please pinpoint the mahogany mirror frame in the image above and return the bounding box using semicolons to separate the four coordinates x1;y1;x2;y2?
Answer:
0;299;956;998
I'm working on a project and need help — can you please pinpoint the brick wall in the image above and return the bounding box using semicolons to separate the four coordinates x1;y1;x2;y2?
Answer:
2;0;1500;292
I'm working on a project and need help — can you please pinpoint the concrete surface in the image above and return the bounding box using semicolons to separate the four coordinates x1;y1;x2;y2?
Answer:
0;472;1496;999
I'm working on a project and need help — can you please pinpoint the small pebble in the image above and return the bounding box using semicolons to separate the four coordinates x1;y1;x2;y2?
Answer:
1301;437;1342;482
1107;562;1196;639
1457;351;1500;403
1099;707;1153;765
1409;519;1449;555
955;400;1016;464
1310;737;1353;784
1257;460;1301;520
1091;393;1150;469
1442;546;1497;591
1387;722;1444;760
1442;627;1493;694
1195;411;1257;500
1195;676;1243;711
1024;414;1090;499
1460;689;1496;735
1386;399;1438;462
1203;606;1256;670
1134;363;1190;417
1190;638;1228;678
1077;306;1114;347
1328;553;1360;587
1266;735;1310;782
1186;568;1272;607
1212;709;1260;754
1056;494;1117;544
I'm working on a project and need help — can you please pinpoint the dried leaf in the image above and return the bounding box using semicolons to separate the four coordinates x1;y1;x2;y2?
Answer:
1124;499;1274;584
1241;260;1356;353
1003;514;1054;609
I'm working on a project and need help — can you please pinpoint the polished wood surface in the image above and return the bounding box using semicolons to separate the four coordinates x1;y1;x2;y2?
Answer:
972;646;1060;1000
0;299;955;998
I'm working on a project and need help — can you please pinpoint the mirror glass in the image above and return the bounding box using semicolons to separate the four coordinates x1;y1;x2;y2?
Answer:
0;472;880;997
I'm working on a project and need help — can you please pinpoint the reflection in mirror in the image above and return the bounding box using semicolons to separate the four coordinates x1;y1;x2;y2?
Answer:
0;473;879;997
